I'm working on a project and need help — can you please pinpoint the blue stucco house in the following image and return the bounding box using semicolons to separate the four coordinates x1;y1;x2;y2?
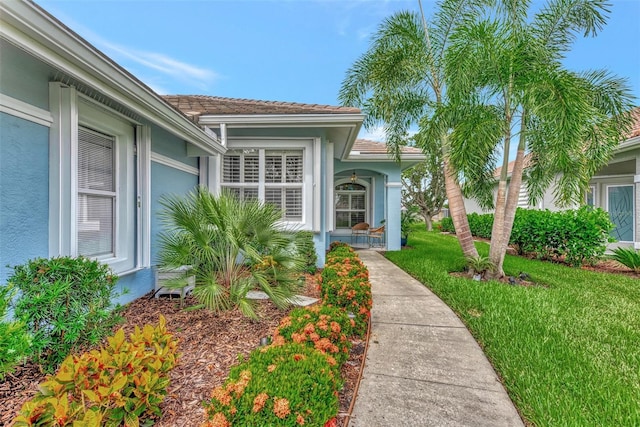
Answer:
0;1;423;304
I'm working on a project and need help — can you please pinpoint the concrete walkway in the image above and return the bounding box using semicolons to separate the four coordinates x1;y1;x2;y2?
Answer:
349;250;524;427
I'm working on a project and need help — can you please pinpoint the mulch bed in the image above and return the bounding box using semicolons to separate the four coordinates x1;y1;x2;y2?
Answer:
0;274;367;427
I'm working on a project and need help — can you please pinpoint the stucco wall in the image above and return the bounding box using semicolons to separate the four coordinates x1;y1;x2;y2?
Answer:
0;113;50;283
150;162;199;263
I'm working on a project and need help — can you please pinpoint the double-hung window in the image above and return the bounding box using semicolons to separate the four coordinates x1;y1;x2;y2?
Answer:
222;149;304;222
49;83;138;274
77;127;116;257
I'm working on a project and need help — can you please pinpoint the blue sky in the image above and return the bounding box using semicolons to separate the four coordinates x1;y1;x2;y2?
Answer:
37;0;640;141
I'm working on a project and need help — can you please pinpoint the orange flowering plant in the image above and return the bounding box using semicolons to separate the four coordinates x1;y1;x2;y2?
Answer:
273;305;354;366
202;343;339;427
320;246;372;337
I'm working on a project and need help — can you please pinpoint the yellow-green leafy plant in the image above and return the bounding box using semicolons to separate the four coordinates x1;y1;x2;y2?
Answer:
13;316;178;427
0;283;32;380
202;343;339;427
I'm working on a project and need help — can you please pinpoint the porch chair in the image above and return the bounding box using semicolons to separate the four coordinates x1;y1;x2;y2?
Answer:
351;222;369;247
368;225;385;248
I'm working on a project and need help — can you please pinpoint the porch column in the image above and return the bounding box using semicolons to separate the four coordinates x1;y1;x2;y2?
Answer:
386;181;402;251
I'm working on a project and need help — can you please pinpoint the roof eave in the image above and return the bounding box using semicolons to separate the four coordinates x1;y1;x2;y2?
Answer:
616;135;640;154
345;153;426;166
198;113;366;126
1;1;224;156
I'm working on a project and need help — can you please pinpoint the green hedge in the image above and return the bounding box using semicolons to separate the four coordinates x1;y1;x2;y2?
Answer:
438;207;614;266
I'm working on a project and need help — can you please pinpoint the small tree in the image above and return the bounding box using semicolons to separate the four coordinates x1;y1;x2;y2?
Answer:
402;135;445;231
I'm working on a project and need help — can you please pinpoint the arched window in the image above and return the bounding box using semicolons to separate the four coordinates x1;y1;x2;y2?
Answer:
335;182;368;229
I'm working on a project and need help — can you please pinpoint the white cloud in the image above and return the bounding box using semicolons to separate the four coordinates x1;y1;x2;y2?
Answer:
358;125;420;142
101;41;219;91
40;10;219;93
358;125;387;142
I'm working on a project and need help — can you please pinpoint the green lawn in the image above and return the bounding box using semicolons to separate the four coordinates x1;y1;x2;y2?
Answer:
385;230;640;427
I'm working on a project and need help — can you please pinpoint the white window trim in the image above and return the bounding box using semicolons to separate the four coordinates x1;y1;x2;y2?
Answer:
586;184;597;207
606;184;635;243
332;177;371;235
151;151;200;176
0;93;53;127
49;82;148;274
219;138;317;230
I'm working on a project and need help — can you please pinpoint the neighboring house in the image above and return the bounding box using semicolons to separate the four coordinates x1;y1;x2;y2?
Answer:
0;1;423;305
464;107;640;250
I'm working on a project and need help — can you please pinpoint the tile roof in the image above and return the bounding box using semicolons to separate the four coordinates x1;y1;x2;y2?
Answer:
352;139;423;155
493;153;533;178
162;95;361;117
628;107;640;139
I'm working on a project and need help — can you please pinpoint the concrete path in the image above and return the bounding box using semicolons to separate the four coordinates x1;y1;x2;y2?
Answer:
349;250;524;427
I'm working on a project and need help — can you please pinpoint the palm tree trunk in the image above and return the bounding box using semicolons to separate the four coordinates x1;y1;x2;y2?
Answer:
496;115;529;274
444;158;478;258
489;178;508;277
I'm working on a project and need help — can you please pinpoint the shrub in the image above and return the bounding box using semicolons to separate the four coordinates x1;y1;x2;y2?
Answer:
467;213;494;239
0;284;32;380
7;256;122;371
13;316;179;427
511;207;614;266
611;247;640;273
296;231;318;274
444;208;614;267
439;217;454;232
202;343;339;427
157;188;304;319
273;305;354;366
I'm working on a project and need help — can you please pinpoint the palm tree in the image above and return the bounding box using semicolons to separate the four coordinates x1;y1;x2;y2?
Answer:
339;0;488;259
157;187;305;319
443;0;634;277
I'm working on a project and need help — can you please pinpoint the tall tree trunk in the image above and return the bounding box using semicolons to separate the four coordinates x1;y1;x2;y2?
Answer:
424;214;433;231
489;178;509;276
496;115;529;274
444;157;478;258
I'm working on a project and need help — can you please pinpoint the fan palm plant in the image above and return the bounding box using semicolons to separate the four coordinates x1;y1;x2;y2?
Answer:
157;187;305;319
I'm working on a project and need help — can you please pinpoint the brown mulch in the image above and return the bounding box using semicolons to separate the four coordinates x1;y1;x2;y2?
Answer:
0;274;367;427
581;259;637;277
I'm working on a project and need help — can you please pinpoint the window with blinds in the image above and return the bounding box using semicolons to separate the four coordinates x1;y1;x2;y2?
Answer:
222;149;303;221
77;127;116;257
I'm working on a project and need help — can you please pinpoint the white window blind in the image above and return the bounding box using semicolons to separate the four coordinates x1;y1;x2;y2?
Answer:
221;149;304;221
77;127;115;257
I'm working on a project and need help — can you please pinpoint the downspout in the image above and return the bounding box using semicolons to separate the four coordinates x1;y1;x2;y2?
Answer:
219;122;227;147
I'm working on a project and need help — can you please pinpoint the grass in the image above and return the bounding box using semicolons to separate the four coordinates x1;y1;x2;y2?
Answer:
386;229;640;427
